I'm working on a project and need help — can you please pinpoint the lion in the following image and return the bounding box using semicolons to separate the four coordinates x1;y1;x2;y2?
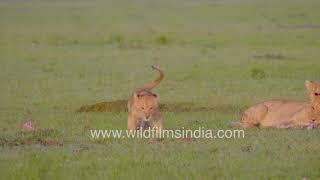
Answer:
127;65;164;131
232;80;320;129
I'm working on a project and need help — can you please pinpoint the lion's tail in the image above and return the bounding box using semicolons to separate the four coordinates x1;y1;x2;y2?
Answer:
138;65;164;90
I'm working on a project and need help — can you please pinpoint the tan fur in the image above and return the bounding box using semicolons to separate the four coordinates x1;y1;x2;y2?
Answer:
127;65;164;131
234;80;320;128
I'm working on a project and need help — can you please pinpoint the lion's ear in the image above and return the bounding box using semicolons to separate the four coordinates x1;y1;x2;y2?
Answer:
134;92;140;101
305;80;314;91
153;93;160;102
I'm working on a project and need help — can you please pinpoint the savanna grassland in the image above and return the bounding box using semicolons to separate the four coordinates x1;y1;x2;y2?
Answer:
0;0;320;179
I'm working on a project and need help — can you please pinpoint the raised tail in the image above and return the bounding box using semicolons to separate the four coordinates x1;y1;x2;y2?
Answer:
138;65;164;90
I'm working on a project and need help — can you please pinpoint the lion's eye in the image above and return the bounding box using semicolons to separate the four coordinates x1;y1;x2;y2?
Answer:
141;107;145;110
150;107;153;110
315;93;320;96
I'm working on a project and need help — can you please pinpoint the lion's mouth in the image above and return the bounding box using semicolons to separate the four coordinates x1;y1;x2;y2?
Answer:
136;120;152;130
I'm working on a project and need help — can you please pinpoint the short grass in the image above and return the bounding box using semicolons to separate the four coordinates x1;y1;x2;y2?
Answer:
0;0;320;179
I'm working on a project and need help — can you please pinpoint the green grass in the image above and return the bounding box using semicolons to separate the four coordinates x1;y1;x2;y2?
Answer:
0;0;320;179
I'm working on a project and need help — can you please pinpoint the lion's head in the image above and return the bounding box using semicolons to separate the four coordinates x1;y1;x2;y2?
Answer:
306;104;320;129
306;80;320;128
132;91;160;121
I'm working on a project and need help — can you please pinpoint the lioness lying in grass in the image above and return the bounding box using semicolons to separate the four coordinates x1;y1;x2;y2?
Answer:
127;65;164;131
233;80;320;129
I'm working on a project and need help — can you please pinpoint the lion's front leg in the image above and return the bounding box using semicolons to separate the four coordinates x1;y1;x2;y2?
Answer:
128;114;137;131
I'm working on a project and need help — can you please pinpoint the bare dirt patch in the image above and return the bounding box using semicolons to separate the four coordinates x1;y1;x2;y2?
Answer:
77;100;127;112
253;53;286;60
0;128;62;147
77;100;240;113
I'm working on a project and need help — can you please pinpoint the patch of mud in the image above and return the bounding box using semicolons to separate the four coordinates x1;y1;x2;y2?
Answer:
37;138;63;146
77;100;241;113
77;100;127;112
148;137;197;144
241;145;254;152
278;24;320;30
253;53;286;60
0;128;63;147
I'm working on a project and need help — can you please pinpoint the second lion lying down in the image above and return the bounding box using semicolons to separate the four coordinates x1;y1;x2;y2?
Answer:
233;80;320;129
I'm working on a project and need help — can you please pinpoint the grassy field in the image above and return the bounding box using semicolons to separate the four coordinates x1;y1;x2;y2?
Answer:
1;0;320;179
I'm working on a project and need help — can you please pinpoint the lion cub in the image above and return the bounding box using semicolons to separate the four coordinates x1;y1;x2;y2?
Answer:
233;80;320;128
127;65;164;131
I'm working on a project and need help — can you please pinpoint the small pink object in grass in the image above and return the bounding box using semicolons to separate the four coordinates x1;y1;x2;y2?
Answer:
22;120;34;131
